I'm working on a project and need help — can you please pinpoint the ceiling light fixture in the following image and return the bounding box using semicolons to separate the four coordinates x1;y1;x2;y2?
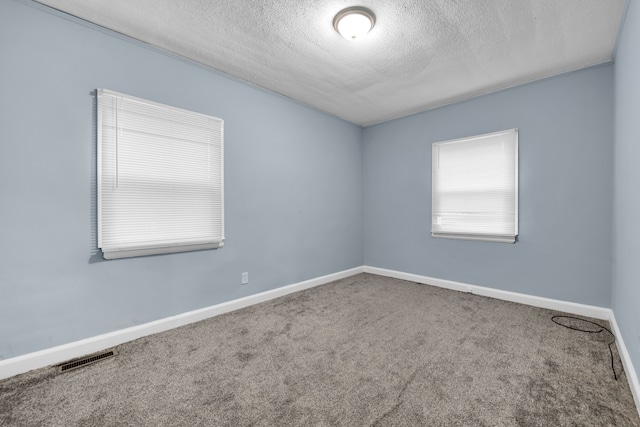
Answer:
333;7;375;41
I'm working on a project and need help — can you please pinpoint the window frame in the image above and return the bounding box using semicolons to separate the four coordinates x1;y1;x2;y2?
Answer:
97;89;225;259
431;128;518;243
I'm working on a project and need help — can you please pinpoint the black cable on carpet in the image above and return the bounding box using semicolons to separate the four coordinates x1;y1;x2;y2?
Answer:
551;315;618;380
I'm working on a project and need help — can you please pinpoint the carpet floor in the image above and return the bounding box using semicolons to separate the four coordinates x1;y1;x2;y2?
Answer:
1;273;639;426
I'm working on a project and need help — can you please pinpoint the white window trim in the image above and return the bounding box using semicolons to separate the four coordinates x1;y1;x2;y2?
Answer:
431;128;518;244
97;89;224;259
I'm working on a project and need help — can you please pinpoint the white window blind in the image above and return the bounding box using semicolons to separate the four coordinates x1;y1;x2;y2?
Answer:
97;89;224;259
432;129;518;243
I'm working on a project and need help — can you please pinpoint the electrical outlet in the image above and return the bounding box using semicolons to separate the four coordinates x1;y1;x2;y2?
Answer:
241;272;248;285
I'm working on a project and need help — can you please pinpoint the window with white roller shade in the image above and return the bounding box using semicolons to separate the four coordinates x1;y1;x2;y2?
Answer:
432;129;518;243
97;89;224;259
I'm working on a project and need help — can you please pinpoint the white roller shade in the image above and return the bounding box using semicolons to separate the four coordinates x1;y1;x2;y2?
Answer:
97;89;224;259
432;129;518;243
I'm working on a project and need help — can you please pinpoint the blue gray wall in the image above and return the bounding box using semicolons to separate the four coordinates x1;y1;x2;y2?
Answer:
363;65;614;307
0;1;363;359
613;0;640;385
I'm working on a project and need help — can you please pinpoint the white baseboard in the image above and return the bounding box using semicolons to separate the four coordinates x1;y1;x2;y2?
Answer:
0;266;364;380
363;265;640;416
608;311;640;417
363;266;610;319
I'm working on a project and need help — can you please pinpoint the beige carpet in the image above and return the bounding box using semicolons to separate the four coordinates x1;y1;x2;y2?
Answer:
1;273;639;426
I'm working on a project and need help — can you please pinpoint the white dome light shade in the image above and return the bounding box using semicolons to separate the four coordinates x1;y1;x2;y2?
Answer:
333;7;375;41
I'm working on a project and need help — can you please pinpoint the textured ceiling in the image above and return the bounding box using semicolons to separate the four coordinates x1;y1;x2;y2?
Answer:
35;0;626;126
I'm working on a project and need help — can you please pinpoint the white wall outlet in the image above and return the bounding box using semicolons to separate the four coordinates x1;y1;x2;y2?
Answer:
241;272;248;285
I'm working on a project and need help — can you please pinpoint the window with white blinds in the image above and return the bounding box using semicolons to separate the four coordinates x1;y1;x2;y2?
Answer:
432;129;518;243
97;89;224;259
